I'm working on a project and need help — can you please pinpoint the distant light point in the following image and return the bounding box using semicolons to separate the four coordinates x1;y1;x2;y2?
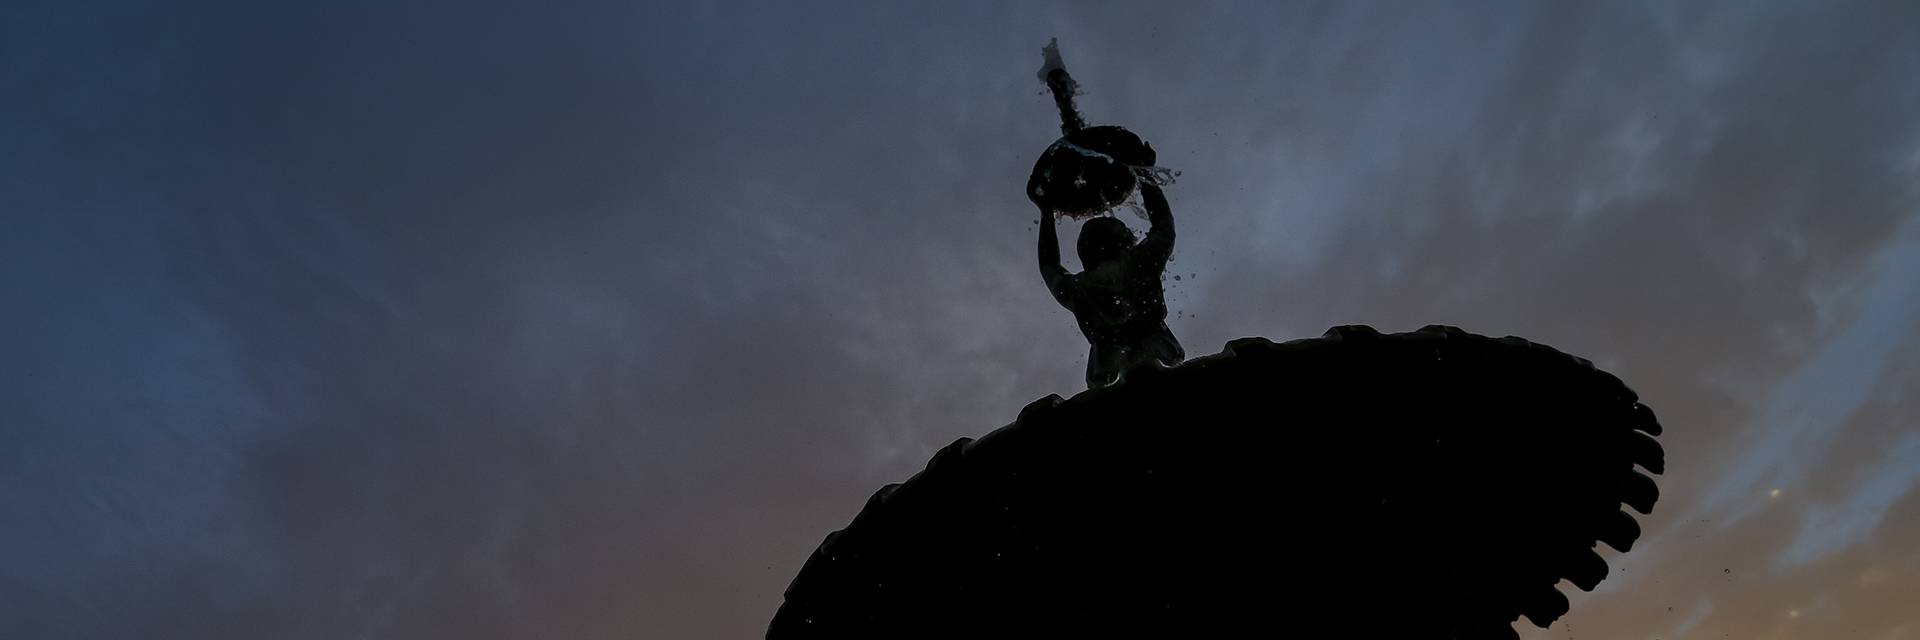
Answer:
1769;488;1781;498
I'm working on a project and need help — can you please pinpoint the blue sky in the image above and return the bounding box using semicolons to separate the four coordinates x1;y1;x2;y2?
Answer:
3;1;1917;638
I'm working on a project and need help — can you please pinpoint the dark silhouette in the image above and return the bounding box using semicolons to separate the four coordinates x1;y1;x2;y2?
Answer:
1026;40;1185;388
769;42;1665;639
769;325;1666;639
1035;180;1185;388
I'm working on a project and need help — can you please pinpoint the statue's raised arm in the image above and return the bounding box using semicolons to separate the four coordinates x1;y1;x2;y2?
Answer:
1133;181;1175;270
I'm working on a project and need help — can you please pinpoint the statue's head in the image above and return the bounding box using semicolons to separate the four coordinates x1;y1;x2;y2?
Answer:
1077;217;1137;268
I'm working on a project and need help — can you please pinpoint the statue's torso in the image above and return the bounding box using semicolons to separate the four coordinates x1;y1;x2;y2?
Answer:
1070;259;1169;345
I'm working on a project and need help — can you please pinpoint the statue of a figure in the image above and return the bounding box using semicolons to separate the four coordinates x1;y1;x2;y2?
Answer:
1027;39;1186;388
1032;179;1185;388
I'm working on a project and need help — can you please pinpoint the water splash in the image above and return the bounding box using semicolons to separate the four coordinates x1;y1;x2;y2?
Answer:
1132;165;1181;187
1102;166;1179;220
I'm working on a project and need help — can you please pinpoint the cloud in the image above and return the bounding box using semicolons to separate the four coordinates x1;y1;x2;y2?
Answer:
2;1;1917;639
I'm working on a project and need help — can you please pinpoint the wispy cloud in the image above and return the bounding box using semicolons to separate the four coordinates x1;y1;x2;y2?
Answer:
3;2;1917;639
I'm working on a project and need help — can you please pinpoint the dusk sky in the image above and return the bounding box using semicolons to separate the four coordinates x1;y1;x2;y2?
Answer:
5;1;1919;638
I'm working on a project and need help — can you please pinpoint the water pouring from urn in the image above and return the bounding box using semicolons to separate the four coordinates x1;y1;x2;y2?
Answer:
1028;38;1180;220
